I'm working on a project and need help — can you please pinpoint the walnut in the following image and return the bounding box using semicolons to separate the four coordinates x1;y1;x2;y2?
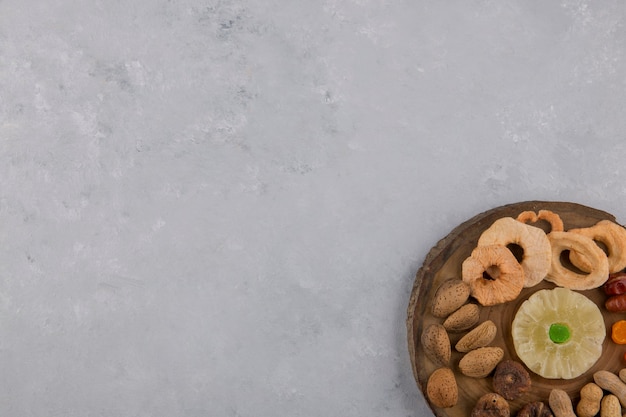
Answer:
492;360;531;400
517;402;554;417
471;392;510;417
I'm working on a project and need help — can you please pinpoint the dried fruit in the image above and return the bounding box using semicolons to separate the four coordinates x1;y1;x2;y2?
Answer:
471;392;510;417
431;278;471;318
512;288;605;379
492;360;531;400
517;210;564;233
611;320;626;345
545;231;609;290
458;346;504;378
516;211;538;224
477;217;551;287
537;210;564;232
569;220;626;273
462;245;524;306
443;303;480;332
604;272;626;296
455;320;497;352
517;402;553;417
420;324;451;366
605;293;626;312
426;367;458;408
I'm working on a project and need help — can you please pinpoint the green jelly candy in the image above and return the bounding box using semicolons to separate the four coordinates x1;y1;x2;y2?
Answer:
549;323;571;344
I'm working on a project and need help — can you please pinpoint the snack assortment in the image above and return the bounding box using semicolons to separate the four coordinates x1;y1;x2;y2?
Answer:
409;203;626;417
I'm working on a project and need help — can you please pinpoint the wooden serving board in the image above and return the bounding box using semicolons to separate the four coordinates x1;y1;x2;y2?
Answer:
406;201;626;417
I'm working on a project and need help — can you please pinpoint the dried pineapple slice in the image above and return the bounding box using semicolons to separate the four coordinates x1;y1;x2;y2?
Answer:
512;287;605;379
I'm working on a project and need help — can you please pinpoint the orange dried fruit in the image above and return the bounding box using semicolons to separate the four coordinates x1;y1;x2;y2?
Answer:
477;217;551;288
611;320;626;345
516;211;538;224
462;244;524;306
537;210;564;232
516;209;564;232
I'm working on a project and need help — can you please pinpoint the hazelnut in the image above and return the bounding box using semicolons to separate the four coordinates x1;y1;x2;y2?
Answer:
492;360;531;400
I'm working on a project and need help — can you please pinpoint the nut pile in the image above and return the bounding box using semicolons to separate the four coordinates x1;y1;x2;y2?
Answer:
422;274;510;409
419;208;626;416
547;369;626;417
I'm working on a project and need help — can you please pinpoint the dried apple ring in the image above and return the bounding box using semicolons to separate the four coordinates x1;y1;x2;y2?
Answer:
568;220;626;273
516;209;564;232
546;231;609;290
516;211;538;224
462;244;524;306
537;209;564;232
477;217;551;288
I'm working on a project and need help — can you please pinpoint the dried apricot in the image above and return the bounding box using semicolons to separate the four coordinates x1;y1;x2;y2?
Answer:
611;320;626;345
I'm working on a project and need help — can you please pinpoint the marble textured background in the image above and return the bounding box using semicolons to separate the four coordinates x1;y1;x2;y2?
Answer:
1;0;626;415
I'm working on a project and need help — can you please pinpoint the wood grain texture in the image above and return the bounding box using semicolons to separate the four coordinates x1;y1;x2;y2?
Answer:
407;201;623;417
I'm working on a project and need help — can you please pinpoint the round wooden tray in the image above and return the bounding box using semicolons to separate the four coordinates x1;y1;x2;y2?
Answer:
406;201;626;417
